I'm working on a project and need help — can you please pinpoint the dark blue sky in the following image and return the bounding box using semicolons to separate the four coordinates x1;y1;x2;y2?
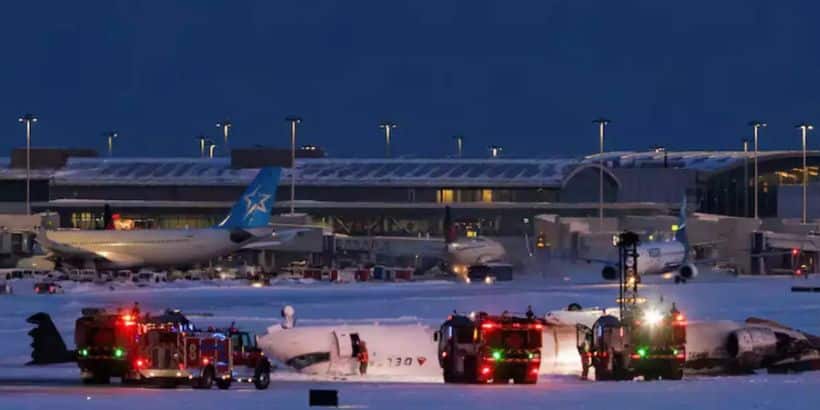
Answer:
2;1;820;158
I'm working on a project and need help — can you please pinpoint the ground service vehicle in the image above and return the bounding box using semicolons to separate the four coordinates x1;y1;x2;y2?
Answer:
74;308;142;383
582;231;687;381
586;306;686;380
33;282;62;294
436;312;542;384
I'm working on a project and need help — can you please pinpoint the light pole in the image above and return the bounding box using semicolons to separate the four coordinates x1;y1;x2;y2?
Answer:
104;131;118;157
453;135;464;158
18;113;37;215
593;118;610;226
749;121;767;219
797;123;813;224
285;116;302;215
208;140;217;159
195;135;209;158
742;138;749;217
216;120;232;150
379;122;397;158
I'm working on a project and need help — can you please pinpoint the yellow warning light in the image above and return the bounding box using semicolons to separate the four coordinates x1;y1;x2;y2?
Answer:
671;224;679;232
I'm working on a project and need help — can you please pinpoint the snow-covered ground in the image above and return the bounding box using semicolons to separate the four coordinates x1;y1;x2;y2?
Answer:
1;272;820;409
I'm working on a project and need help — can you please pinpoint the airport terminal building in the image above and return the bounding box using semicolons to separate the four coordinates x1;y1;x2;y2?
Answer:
2;147;820;274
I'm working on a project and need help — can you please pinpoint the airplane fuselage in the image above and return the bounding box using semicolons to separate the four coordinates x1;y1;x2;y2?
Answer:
40;227;268;269
635;241;687;275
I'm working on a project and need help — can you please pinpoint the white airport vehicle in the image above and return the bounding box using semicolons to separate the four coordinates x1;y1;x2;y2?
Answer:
37;168;298;271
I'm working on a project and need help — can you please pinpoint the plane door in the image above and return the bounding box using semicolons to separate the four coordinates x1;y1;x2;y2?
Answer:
333;330;359;358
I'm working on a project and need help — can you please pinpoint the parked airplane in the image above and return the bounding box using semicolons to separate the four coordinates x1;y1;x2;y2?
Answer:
442;206;506;272
592;197;700;282
37;167;290;270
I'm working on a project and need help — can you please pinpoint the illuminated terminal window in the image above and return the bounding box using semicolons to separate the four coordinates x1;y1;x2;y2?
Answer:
481;189;493;203
437;189;454;203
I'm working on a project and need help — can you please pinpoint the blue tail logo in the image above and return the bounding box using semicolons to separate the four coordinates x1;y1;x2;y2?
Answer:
217;167;281;229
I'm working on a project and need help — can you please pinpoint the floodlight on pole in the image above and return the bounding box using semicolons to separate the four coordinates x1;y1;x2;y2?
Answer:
104;131;118;157
797;122;813;224
208;140;217;159
749;121;767;219
453;135;464;158
379;122;397;158
195;135;209;158
285;116;302;215
216;120;232;149
593;117;610;227
489;145;503;158
17;113;38;215
742;138;750;218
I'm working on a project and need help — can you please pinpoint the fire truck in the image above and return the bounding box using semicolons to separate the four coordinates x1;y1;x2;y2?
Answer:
580;231;687;381
74;308;144;384
585;305;686;380
133;325;233;388
132;319;271;389
219;326;272;389
435;312;542;384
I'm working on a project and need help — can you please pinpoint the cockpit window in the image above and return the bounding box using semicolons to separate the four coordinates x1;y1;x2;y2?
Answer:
286;352;331;370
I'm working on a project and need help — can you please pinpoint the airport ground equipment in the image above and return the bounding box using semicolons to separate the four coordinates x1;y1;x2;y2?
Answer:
582;232;687;380
435;312;542;384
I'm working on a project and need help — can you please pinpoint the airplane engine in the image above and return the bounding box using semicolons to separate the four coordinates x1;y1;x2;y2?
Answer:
727;327;778;370
601;265;617;280
678;263;699;279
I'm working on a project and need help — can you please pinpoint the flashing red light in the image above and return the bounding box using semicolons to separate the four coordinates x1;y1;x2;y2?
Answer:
202;357;210;365
796;269;804;276
481;322;497;330
441;351;448;358
676;353;686;360
532;323;543;330
675;313;685;322
480;366;492;375
135;358;146;368
792;248;800;256
630;353;641;360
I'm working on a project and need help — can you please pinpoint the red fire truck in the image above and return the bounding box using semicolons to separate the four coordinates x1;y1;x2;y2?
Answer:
435;312;543;384
132;326;234;389
74;308;143;384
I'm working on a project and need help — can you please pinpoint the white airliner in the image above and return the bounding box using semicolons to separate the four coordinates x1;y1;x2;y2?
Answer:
37;168;288;270
441;206;506;274
595;197;699;281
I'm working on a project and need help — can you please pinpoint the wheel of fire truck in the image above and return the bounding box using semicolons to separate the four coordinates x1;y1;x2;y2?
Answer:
612;353;629;381
253;359;271;390
594;351;614;381
82;372;110;385
216;376;232;390
661;362;684;380
193;366;215;389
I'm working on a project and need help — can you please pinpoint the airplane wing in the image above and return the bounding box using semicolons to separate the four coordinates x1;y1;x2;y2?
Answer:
240;228;310;250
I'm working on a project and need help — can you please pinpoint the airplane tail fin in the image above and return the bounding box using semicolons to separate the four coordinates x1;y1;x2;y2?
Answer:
444;206;456;244
26;312;75;365
103;204;113;230
674;195;689;256
217;167;281;229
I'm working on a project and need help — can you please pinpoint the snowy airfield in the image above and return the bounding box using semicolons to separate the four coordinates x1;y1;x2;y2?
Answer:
1;272;820;409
